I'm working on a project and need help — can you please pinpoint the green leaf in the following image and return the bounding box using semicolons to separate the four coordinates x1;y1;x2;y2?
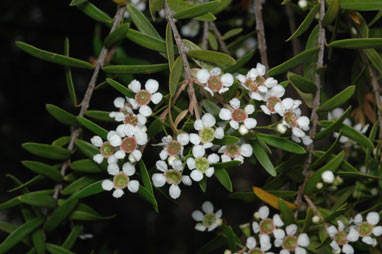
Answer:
303;25;319;81
172;1;220;19
64;38;78;106
332;186;354;211
252;140;276;177
341;0;382;11
278;199;295;225
318;85;355;112
62;225;82;250
8;175;45;193
167;0;216;21
74;0;112;24
62;177;98;195
322;0;341;26
365;48;382;74
228;191;256;202
328;38;382;49
287;72;317;94
213;136;240;146
208;32;218;50
319;121;374;149
268;47;319;76
199;177;207;192
103;23;130;48
44;199;79;232
256;133;306;154
52;136;71;147
85;110;114;122
304;151;345;194
214;169;233;192
75;140;107;170
31;228;45;254
315;106;351;139
126;28;166;52
0;221;16;234
137;185;158;212
186;50;236;66
312;131;343;170
18;190;56;208
126;4;162;39
105;78;134;97
0;197;22;210
69;204;114;221
169;56;184;97
68;180;103;200
211;160;241;170
286;4;319;42
0;218;44;254
70;0;87;6
22;161;63;182
46;104;78;126
221;225;240;252
222;50;255;73
212;0;232;14
222;28;243;40
166;22;175;68
149;0;165;20
70;159;103;173
147;118;163;138
201;99;221;116
22;143;71;160
139;160;154;195
77;116;108;139
46;243;74;254
103;63;168;74
16;41;93;69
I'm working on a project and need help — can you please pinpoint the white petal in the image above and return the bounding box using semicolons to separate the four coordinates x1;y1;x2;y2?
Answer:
107;163;119;176
196;69;210;84
362;236;374;245
127;180;139;193
113;97;125;108
112;189;124;198
347;228;359;242
273;214;284;227
189;133;201;145
302;136;313;145
274;229;285;239
93;154;104;164
240;144;253;157
244;118;257;129
194;119;204;131
107;155;118;164
286;224;297;235
169;184;181;199
367;212;380;226
145;79;159;94
271;85;285;98
122;162;136;176
202;201;214;213
215;209;222;219
192;145;205;158
256;63;266;76
229;98;241;109
327;225;337;237
230;120;239;129
264;77;277;88
252;222;260;233
236;74;246;84
298;233;310;247
152;173;166;187
151;92;163;104
182;175;192;186
91;136;103;147
329;241;340;251
159;150;168;160
292;127;305;138
128;79;141;93
259;206;269;219
221;73;234;87
209;67;221;76
297;116;310;129
295;247;306;254
246;236;257;249
205;167;214;177
239;125;249;135
102;179;114;191
373;226;382;236
208;153;220;164
172;160;182;171
258;85;268;93
219;108;232;120
221;155;231;162
108;134;122;147
244;104;255;115
195;223;206;231
139;105;152;117
250;92;263;101
131;150;142;161
353;214;362;224
202;113;216;128
156;160;168;172
282;98;294;110
192;210;204;221
187;158;196;170
137;114;147;125
177;133;189;145
215;127;224;139
260;105;271;115
135;131;148;146
342;244;354;254
128;98;138;110
190;170;203;181
280;250;290;254
338;220;345;231
113;150;125;160
208;223;218;232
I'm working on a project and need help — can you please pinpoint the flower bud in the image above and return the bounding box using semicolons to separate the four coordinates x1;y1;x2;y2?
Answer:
312;215;320;224
239;125;249;135
224;250;232;254
216;218;223;226
253;211;261;220
298;0;308;8
321;170;335;184
276;123;287;134
371;188;378;196
333;176;343;186
316;182;323;189
239;223;251;237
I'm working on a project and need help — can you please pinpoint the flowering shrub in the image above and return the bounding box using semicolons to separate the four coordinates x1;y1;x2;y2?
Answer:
1;0;382;253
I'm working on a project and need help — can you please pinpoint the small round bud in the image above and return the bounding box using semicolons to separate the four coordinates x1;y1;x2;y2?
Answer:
216;218;223;226
333;176;343;186
371;188;378;196
298;0;308;8
276;123;287;134
316;182;323;189
224;250;232;254
312;215;320;224
239;223;251;237
239;125;249;135
168;156;177;166
321;170;335;184
351;27;358;36
128;153;137;164
253;211;261;220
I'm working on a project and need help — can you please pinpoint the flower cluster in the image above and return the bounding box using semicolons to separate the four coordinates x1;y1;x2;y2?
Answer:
192;201;223;232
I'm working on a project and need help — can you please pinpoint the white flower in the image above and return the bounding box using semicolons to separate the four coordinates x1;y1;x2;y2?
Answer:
111;125;147;162
219;98;257;131
102;162;139;198
192;201;222;232
90;133;122;165
154;134;190;160
191;113;224;148
321;170;335;184
327;220;359;254
181;20;200;37
127;79;163;117
187;146;219;182
260;85;285;115
109;97;147;127
152;160;191;199
196;68;234;96
351;212;382;246
252;206;285;239
243;235;274;254
275;224;310;254
218;143;253;164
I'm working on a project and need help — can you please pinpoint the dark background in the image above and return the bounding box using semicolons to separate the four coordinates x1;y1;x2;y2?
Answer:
0;0;361;253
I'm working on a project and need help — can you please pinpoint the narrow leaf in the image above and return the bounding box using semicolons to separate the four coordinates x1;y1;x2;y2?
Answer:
222;28;243;40
0;197;22;210
105;78;134;97
211;160;241;170
126;28;166;52
62;225;82;250
172;1;220;19
46;243;74;254
169;56;183;97
126;4;162;39
70;159;103;173
103;63;168;74
256;133;306;154
52;136;71;147
315;106;351;139
75;140;107;171
328;38;382;49
167;0;216;21
64;38;78;106
253;186;297;210
139;160;154;195
286;4;319;42
44;199;79;232
187;50;236;66
62;177;98;195
103;23;130;48
318;85;355;112
166;22;175;68
69;180;103;200
252;140;276;177
74;0;112;24
287;72;317;94
220;225;241;252
77;116;108;139
149;0;165;20
214;169;233;192
46;104;78;126
85;110;114;122
22;143;71;160
213;136;240;146
278;199;296;225
8;175;44;193
18;190;56;208
322;0;341;26
22;161;63;182
137;185;158;212
341;0;382;11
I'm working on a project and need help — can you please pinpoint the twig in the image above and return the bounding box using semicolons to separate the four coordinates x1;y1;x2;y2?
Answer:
53;7;126;199
304;194;329;232
253;0;269;70
285;3;303;74
209;22;229;55
201;21;209;50
295;0;326;208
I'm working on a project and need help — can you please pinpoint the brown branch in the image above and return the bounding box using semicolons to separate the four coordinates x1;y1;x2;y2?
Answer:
254;0;269;70
295;0;326;208
304;194;329;232
53;7;126;199
209;22;229;55
201;21;209;50
285;3;303;74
